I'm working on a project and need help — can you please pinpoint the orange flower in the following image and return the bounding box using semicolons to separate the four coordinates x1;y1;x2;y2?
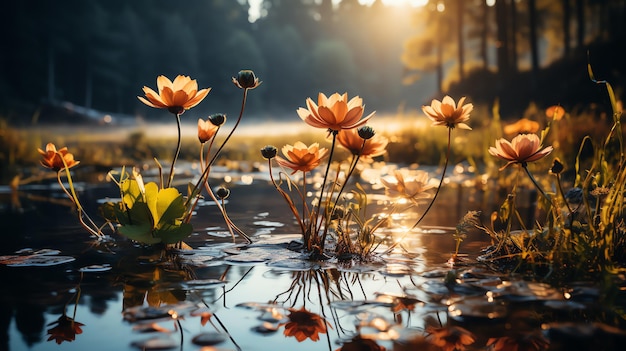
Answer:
282;307;328;342
197;118;220;143
422;95;473;130
380;170;436;204
38;143;80;171
138;75;210;115
488;133;553;169
426;326;475;351
46;315;84;344
337;128;388;162
275;142;328;174
545;105;565;121
297;92;375;132
503;118;540;136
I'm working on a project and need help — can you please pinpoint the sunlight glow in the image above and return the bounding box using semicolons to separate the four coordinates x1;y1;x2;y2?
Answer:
359;0;428;6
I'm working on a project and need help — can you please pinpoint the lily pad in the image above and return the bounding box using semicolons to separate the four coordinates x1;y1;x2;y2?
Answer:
191;332;227;346
0;249;75;267
79;264;113;272
130;336;178;350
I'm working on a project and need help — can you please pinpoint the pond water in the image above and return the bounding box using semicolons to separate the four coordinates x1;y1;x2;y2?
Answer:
2;166;625;351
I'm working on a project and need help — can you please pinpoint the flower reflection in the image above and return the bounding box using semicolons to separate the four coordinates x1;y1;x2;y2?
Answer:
282;307;328;342
380;170;436;204
46;314;84;344
486;334;550;351
426;326;475;351
337;335;386;351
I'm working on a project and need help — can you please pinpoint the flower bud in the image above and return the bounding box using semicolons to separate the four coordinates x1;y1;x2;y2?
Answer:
209;113;226;126
261;145;277;159
357;126;376;140
232;70;261;89
549;158;564;175
215;186;230;199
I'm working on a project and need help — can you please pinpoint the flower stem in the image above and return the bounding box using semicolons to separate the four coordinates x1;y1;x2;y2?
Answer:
166;113;182;188
410;127;452;230
315;131;338;250
268;159;306;235
522;164;551;204
186;88;248;209
56;159;103;238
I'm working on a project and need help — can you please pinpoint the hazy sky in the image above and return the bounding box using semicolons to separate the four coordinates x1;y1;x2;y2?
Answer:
247;0;429;22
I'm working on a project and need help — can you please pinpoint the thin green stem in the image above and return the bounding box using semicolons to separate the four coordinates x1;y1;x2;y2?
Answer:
186;89;248;208
268;160;306;235
167;113;182;189
410;127;452;230
522;164;551;204
314;131;338;246
57;160;102;238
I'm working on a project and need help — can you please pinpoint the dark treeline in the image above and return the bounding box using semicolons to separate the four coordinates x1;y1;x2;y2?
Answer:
1;0;625;124
0;0;418;123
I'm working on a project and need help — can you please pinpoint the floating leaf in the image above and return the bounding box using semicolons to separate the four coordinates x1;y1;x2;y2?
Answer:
79;264;112;272
0;249;75;267
130;336;177;350
191;332;227;346
1;254;75;267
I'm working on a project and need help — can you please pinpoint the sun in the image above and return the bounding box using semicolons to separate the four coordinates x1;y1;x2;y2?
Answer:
358;0;428;6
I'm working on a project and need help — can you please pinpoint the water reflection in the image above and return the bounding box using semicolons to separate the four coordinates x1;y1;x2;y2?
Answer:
2;171;626;350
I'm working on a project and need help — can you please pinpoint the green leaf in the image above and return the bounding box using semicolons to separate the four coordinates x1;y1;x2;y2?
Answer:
99;202;119;222
118;223;161;244
125;202;153;227
156;188;186;226
144;182;161;224
121;179;143;209
154;223;193;244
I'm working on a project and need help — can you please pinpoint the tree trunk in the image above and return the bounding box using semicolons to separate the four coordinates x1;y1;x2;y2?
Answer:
563;0;571;56
509;0;518;73
456;0;465;82
495;0;511;78
528;0;539;96
85;60;92;109
480;0;489;70
576;0;586;48
437;19;443;94
47;44;55;102
528;0;539;73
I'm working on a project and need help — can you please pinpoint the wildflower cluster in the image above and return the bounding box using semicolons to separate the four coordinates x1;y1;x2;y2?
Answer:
477;72;626;279
263;94;474;258
37;71;260;246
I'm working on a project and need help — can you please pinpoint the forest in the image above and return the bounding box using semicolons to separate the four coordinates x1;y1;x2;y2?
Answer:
1;0;625;124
